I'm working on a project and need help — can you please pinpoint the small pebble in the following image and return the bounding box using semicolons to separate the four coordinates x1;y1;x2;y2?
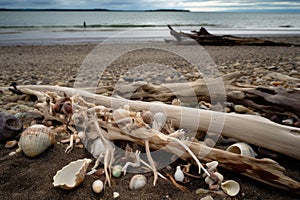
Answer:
234;105;250;113
5;140;18;148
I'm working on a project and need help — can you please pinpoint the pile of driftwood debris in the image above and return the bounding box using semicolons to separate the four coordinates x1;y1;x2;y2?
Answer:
166;25;299;46
1;71;299;194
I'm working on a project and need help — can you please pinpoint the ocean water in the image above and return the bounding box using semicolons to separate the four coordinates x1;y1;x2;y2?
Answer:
0;11;300;44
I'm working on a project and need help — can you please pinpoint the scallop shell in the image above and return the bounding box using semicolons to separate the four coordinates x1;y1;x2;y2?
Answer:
53;158;92;190
18;124;56;157
226;142;257;158
92;180;104;193
129;174;147;190
221;180;240;196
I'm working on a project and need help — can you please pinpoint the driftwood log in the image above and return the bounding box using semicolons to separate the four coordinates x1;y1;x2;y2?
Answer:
1;85;300;193
167;25;299;46
59;71;299;122
1;85;299;160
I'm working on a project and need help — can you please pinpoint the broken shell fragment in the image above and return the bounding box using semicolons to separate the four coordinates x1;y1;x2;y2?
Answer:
226;142;257;158
112;165;123;178
129;174;147;190
221;180;240;196
18;124;56;157
53;158;92;190
92;180;104;193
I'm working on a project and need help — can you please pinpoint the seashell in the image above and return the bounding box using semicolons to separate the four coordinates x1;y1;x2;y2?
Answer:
53;96;73;115
141;111;153;125
221;180;240;196
174;165;184;182
113;108;130;121
205;172;224;190
0;112;23;142
152;112;166;131
112;165;123;178
92;180;104;193
129;174;147;190
200;195;214;200
226;142;257;158
5;140;18;148
195;188;209;194
18;124;56;157
171;98;181;106
113;192;120;198
206;161;218;172
53;158;92;190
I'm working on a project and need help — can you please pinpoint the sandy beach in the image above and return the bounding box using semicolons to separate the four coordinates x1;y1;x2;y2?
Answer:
0;37;300;200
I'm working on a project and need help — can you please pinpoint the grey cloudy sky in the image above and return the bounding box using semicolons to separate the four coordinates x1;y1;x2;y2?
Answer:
1;0;300;12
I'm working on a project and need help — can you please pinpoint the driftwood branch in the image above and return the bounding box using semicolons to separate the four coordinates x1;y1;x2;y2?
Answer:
101;124;300;192
167;25;299;46
1;85;299;160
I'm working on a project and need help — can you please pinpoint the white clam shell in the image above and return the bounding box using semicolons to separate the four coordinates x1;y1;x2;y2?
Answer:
221;180;240;196
18;124;56;157
129;174;147;190
226;142;257;157
53;158;92;190
92;180;104;193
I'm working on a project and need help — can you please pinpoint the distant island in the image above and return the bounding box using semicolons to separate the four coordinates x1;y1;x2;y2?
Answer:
146;9;190;12
0;8;190;12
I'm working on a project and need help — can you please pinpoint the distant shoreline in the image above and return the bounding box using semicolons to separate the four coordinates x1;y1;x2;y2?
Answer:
0;8;190;12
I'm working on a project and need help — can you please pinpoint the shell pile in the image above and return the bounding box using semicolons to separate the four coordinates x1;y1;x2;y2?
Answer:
18;124;56;157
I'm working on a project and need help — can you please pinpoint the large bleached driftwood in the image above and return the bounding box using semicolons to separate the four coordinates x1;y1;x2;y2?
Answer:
2;85;300;192
1;85;299;161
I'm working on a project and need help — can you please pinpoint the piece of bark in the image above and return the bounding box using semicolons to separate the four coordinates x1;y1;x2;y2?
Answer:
167;25;299;46
2;85;299;160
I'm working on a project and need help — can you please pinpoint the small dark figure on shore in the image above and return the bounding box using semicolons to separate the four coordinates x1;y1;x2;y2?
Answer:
83;21;86;28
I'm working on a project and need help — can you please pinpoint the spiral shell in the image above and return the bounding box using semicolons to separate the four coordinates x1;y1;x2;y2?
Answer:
18;124;56;157
226;142;257;158
0;112;23;142
53;158;92;190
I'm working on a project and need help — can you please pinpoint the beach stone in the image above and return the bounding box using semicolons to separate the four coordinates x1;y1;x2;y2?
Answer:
234;105;250;114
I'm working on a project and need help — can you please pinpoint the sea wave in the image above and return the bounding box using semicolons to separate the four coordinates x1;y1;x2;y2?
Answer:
0;23;221;29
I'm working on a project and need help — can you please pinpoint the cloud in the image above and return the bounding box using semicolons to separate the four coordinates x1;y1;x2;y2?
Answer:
0;0;299;11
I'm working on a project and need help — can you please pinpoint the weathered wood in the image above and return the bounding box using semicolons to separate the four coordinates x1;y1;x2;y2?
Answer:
101;124;300;192
3;85;300;192
1;85;299;160
167;25;299;46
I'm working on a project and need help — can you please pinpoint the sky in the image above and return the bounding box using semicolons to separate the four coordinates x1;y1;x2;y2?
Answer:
1;0;300;12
